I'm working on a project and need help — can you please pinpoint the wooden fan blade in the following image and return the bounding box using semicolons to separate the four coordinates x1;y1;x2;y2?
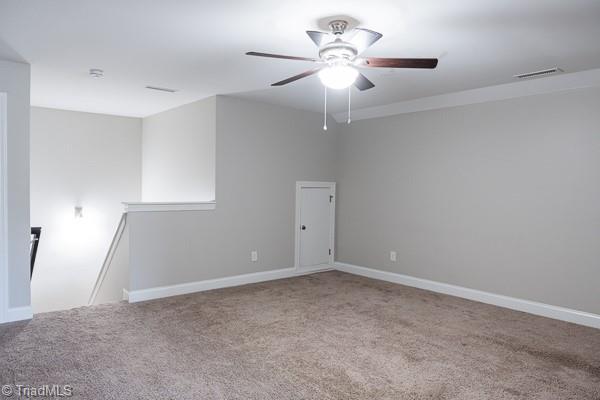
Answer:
271;68;322;86
361;57;438;69
354;73;375;91
306;31;329;47
246;52;318;62
349;28;383;54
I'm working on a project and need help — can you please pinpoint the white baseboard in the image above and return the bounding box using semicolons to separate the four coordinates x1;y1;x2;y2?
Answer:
4;306;33;323
295;263;332;274
122;289;129;301
128;266;332;303
334;262;600;330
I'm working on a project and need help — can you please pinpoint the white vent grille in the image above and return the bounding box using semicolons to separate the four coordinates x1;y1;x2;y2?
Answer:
145;86;178;93
514;67;563;79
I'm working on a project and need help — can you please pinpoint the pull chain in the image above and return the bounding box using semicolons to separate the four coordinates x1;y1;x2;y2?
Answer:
323;86;328;131
347;87;352;124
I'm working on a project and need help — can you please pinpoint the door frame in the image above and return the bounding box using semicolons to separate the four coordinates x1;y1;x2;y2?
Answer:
294;181;336;272
0;93;8;323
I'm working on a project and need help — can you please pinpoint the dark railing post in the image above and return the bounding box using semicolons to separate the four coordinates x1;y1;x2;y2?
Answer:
30;227;41;279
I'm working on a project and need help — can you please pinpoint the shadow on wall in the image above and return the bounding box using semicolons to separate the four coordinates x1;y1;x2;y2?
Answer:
141;96;216;202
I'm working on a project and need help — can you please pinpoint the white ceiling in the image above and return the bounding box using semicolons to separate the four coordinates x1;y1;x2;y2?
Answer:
1;0;599;117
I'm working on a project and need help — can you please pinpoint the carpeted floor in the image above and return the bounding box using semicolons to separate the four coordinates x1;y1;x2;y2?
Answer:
1;271;599;399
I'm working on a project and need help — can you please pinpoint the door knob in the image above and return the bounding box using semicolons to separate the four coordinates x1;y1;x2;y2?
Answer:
301;225;306;230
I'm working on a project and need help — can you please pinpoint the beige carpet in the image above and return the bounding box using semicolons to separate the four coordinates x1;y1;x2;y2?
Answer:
1;271;599;399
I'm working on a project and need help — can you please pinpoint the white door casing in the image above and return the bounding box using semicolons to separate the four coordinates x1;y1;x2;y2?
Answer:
0;93;8;323
294;181;335;270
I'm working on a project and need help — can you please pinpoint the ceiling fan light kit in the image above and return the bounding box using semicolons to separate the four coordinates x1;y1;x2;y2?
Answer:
246;19;438;129
319;63;358;90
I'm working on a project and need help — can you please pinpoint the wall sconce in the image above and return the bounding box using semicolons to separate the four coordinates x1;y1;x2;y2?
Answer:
74;206;83;219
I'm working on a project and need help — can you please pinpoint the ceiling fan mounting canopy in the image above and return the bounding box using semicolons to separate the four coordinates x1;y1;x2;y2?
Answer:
328;19;349;35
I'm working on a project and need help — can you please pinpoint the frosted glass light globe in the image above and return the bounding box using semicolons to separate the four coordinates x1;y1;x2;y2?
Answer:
319;65;358;90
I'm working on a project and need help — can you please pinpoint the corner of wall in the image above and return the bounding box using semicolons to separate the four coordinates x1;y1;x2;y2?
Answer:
0;59;31;311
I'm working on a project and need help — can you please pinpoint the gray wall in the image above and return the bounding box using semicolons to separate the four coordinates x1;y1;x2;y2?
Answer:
0;60;30;309
336;87;600;314
30;107;141;312
128;96;339;290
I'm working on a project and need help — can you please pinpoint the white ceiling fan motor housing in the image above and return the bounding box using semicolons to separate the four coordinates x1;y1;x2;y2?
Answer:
319;40;357;64
318;20;358;65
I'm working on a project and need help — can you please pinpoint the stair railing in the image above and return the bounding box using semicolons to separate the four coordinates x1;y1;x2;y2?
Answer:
30;227;41;279
88;213;127;305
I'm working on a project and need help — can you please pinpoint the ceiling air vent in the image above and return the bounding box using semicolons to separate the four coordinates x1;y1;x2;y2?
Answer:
513;67;563;79
145;86;178;93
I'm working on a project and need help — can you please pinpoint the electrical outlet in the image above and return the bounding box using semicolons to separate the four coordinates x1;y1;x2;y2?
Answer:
390;251;397;262
251;250;258;262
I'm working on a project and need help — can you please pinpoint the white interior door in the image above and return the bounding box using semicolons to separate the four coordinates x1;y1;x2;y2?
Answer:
297;184;334;268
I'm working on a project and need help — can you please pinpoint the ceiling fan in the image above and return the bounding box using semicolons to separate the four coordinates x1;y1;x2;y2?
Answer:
246;19;438;92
